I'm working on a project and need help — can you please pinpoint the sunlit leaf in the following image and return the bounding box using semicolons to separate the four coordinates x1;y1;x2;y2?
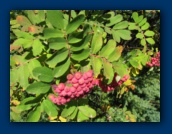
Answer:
78;105;96;118
27;106;41;122
91;56;102;78
53;58;70;78
66;15;85;34
146;38;155;45
71;49;90;62
32;67;54;82
100;40;116;58
46;49;69;68
91;33;103;54
47;10;64;29
106;14;123;26
26;82;50;95
108;46;123;62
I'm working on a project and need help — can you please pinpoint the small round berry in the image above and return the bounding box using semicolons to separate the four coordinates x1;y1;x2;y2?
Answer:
74;72;82;80
67;74;73;80
78;77;85;85
58;83;65;90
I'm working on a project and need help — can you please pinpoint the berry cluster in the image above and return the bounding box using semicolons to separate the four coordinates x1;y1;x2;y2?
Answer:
49;70;99;105
99;73;129;92
146;52;160;67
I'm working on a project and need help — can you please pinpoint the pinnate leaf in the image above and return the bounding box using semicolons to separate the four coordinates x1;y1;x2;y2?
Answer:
47;10;64;29
32;67;54;82
53;58;70;78
27;106;41;122
91;56;102;78
26;82;50;95
66;15;85;34
91;33;103;54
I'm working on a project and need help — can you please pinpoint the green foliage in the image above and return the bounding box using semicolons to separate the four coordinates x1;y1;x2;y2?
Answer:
10;10;160;122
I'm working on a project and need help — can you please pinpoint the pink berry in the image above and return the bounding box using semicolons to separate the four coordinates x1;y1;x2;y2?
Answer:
58;83;65;90
73;83;79;88
74;72;82;80
78;77;85;85
83;73;88;80
86;70;93;78
67;74;73;80
71;78;78;84
70;87;76;93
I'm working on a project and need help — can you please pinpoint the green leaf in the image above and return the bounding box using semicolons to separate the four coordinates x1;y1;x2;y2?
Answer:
49;38;67;50
69;108;78;120
137;15;144;23
32;67;53;82
10;112;21;121
146;38;155;45
27;10;44;24
10;70;18;85
115;30;132;40
106;14;123;26
12;29;34;39
68;31;83;44
132;12;139;23
102;59;114;83
66;15;85;34
113;21;128;30
108;46;123;62
128;23;138;30
15;104;33;112
16;15;32;27
91;33;103;54
53;58;70;78
27;106;41;122
43;28;64;39
129;58;140;68
17;64;30;89
61;106;76;118
46;49;69;68
136;33;144;39
28;59;41;79
105;27;112;34
100;40;116;58
42;99;58;117
77;111;89;122
91;56;102;78
71;10;77;18
70;35;91;52
112;30;121;43
32;39;44;56
144;30;155;36
13;38;33;48
26;82;50;95
47;10;64;29
141;22;150;30
141;39;146;46
138;18;147;27
78;105;96;118
112;61;128;77
71;49;90;62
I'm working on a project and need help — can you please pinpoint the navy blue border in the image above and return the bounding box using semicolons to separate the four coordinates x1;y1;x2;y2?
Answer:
2;0;171;134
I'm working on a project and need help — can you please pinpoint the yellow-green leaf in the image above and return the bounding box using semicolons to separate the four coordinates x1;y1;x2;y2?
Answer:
91;56;102;78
